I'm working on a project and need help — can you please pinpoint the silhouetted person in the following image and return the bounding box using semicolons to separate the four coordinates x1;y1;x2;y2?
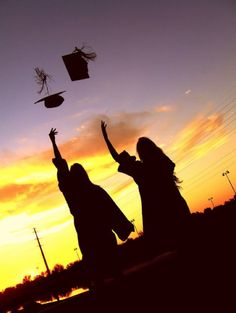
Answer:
101;121;190;254
49;128;134;290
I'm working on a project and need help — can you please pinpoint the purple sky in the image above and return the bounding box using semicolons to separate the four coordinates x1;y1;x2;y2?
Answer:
0;1;235;152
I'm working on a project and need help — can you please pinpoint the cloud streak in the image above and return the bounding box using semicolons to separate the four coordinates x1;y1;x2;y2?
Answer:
0;105;200;225
40;111;151;163
64;107;175;160
154;105;174;112
171;112;227;163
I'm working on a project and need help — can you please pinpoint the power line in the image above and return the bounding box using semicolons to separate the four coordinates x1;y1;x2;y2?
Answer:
183;157;236;195
177;146;235;188
173;102;236;163
176;113;236;174
181;148;236;187
177;128;236;174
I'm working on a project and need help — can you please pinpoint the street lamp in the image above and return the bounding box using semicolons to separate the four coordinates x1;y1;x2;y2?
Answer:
130;219;139;236
222;170;236;196
208;197;215;208
74;248;80;261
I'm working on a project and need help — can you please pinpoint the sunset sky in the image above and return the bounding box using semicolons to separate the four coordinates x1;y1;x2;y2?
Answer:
0;0;236;291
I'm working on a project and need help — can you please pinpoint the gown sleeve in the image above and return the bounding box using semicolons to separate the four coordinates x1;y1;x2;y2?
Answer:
117;150;142;183
98;187;134;241
52;158;70;192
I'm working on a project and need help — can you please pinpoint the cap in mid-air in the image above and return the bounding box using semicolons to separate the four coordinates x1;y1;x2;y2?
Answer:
34;91;65;108
62;46;96;81
34;67;66;108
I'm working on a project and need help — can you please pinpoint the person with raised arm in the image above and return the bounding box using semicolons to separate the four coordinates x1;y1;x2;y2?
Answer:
101;121;190;254
49;128;134;290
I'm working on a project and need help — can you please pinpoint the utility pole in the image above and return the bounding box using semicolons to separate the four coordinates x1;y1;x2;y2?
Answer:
222;170;236;196
33;228;50;276
208;197;215;208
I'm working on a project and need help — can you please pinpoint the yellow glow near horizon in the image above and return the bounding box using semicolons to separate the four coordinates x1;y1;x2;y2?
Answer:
1;116;236;292
0;152;141;291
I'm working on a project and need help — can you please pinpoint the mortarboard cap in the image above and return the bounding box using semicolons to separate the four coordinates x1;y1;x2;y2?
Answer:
34;91;65;108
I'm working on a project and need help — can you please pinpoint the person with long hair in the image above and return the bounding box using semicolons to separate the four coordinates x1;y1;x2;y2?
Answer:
49;128;134;290
101;121;190;253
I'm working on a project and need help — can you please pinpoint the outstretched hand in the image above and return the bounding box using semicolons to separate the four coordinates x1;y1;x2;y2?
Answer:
101;120;120;161
101;120;108;139
49;128;58;141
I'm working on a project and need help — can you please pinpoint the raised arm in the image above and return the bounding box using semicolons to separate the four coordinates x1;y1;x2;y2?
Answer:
49;128;62;160
101;121;120;162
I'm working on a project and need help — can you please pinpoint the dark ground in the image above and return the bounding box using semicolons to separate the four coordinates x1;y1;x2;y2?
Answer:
37;247;235;313
11;202;236;313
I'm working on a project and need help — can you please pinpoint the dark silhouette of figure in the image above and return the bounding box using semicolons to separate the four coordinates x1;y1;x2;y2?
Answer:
49;128;134;290
101;121;190;253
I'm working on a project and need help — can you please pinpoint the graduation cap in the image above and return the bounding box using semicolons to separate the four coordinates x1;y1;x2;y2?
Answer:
34;91;65;108
62;46;96;81
34;67;65;108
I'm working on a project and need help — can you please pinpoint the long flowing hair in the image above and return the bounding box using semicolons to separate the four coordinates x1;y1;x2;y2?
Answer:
70;163;93;187
136;137;182;187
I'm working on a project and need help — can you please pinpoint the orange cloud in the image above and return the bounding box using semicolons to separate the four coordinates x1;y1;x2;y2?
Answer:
42;111;151;162
171;112;227;163
1;106;173;169
0;181;57;213
0;183;35;202
154;105;173;112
